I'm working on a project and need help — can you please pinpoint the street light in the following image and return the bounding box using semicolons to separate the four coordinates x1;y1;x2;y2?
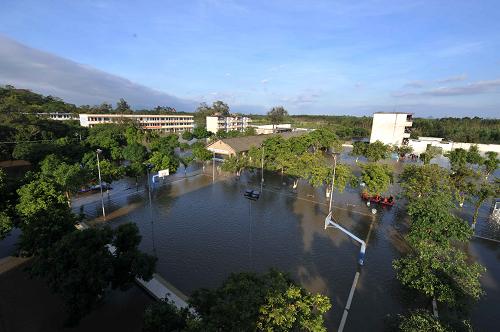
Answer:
260;145;264;193
96;149;106;221
144;162;156;257
328;153;338;213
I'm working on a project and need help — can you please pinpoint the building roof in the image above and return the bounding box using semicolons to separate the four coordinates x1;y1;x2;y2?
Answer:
373;112;413;115
207;131;305;154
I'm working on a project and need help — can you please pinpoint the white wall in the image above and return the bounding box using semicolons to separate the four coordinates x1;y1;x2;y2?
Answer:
370;113;411;146
408;139;500;155
206;116;219;133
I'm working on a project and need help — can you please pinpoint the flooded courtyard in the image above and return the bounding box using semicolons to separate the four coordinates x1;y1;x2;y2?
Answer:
71;162;500;331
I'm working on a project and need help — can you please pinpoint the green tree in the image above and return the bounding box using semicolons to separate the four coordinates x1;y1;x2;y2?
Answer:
398;309;449;332
399;164;451;199
395;145;413;158
0;212;12;240
419;145;442;165
179;156;194;175
148;151;179;173
189;269;331;331
364;140;390;162
182;130;194;141
308;128;341;152
221;155;249;176
267;106;289;133
406;193;472;245
244;126;256;136
469;180;499;229
446;148;468;172
466;145;483;165
192;142;213;162
122;143;148;163
150;134;179;154
115;98;132;113
143;299;192;332
393;240;484;307
40;154;89;205
351;142;367;162
31;224;156;325
17;177;76;255
482;151;498;179
193;126;210;139
0;169;13;239
360;163;393;196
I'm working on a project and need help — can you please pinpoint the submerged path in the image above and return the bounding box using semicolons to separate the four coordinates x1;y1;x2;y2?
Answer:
78;222;190;310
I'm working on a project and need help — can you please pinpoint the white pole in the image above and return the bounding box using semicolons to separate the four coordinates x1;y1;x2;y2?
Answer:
328;154;337;213
325;212;366;265
96;149;106;220
261;145;264;183
212;151;215;182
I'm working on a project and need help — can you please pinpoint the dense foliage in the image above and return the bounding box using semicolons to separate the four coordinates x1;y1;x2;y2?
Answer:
143;270;331;332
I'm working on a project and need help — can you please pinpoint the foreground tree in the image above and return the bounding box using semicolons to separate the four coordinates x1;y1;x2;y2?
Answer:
0;169;13;239
143;299;193;332
482;151;499;179
393;240;484;307
398;309;449;332
469;180;500;229
40;154;89;205
188;269;331;331
406;193;472;245
32;224;156;325
399;164;451;199
360;163;393;196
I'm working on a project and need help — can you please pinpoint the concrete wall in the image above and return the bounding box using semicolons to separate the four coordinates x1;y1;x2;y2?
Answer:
206;116;219;134
370;113;411;146
409;139;500;155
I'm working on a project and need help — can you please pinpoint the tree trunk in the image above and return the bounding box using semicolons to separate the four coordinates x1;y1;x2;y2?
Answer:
432;297;438;318
65;191;71;207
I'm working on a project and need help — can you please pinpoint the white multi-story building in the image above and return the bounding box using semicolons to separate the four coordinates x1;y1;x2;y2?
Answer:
369;112;413;146
34;112;79;121
79;114;194;133
206;116;251;133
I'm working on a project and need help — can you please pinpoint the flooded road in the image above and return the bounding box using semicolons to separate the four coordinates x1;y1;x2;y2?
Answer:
1;158;498;331
74;162;499;331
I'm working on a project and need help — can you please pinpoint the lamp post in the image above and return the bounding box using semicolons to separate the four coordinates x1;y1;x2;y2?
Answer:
212;151;215;182
260;145;264;193
96;149;106;221
144;162;156;257
328;154;337;213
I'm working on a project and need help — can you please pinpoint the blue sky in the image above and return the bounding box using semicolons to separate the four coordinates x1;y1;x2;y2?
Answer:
1;0;500;117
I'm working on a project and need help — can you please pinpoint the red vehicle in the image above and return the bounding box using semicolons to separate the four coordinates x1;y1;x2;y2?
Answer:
361;192;395;206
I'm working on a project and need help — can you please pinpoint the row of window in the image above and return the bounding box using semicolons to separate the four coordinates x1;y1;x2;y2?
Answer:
87;117;192;122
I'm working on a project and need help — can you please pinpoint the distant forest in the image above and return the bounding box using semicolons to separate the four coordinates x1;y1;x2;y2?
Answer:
1;85;499;144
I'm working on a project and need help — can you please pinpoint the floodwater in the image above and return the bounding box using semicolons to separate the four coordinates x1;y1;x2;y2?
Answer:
71;161;500;332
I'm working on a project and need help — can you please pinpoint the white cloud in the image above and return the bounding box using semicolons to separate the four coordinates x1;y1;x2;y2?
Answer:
436;74;467;84
0;34;197;110
393;79;500;97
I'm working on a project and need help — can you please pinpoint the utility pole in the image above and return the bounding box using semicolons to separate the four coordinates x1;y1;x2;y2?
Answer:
328;154;337;213
212;151;215;182
260;145;264;193
96;149;106;221
145;163;156;257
